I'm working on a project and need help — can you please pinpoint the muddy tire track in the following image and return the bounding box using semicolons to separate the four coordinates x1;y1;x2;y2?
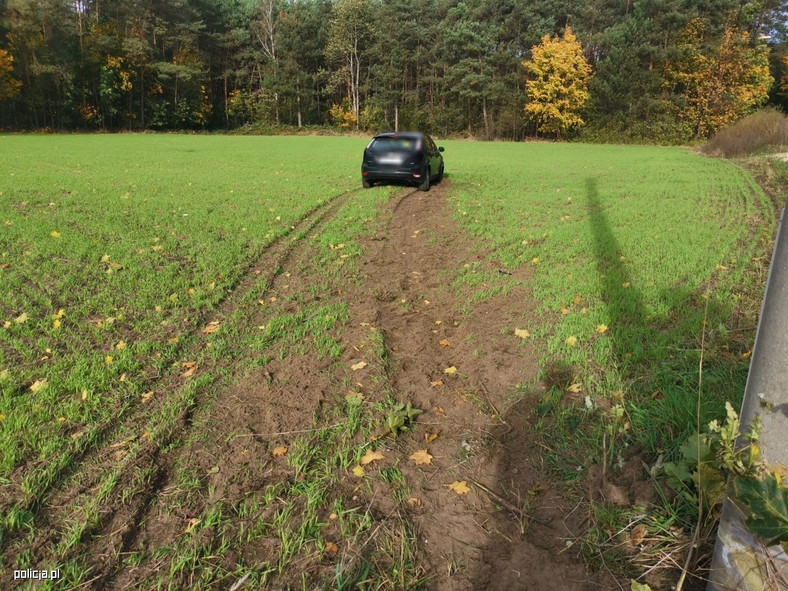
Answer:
0;188;359;591
341;182;620;590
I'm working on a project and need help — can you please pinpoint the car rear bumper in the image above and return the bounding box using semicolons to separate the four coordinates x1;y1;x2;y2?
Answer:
361;163;424;183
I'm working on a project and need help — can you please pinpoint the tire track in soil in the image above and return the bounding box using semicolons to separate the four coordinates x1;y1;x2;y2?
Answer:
344;183;621;590
0;188;359;591
95;186;365;590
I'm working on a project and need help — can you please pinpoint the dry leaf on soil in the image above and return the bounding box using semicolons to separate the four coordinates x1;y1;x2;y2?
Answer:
565;336;578;347
351;361;368;371
181;362;196;378
272;446;288;457
566;383;583;393
430;380;443;388
184;518;201;534
202;321;220;334
360;449;384;465
514;328;530;339
410;449;433;465
448;480;471;495
439;339;450;347
352;465;365;478
141;391;154;404
443;366;458;375
630;524;648;546
407;497;422;507
324;541;339;554
425;431;439;444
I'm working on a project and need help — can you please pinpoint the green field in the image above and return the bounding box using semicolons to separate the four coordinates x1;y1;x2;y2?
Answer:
0;135;774;589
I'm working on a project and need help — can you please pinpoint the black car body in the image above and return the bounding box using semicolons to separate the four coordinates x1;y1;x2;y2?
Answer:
361;132;445;191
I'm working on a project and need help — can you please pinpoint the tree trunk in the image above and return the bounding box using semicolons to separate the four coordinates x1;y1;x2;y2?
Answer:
394;102;398;132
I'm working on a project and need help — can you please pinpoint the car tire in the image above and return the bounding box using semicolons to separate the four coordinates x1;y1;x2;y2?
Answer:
419;166;431;192
436;164;444;183
362;178;373;189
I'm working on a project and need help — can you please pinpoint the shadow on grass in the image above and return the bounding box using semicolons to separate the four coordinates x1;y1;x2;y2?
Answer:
471;180;754;589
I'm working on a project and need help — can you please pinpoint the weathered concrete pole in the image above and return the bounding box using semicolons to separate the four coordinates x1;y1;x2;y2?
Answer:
708;202;788;590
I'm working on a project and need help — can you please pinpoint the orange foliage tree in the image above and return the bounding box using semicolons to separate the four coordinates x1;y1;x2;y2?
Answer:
665;18;772;138
0;49;22;100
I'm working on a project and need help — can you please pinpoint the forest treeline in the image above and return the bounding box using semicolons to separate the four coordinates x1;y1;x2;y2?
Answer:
0;0;787;142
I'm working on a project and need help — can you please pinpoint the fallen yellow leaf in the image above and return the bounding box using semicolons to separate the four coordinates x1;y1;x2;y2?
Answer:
448;480;471;495
29;379;48;393
105;355;113;365
566;383;583;393
565;336;578;347
407;497;422;507
184;518;201;534
561;308;571;315
410;449;433;465
324;541;339;554
439;339;450;347
514;328;530;339
444;366;458;375
430;380;443;388
360;449;385;465
532;257;539;264
115;340;127;350
50;231;61;238
596;324;609;334
352;465;365;478
425;431;439;443
80;389;88;401
52;318;61;329
14;312;28;324
272;446;288;457
0;369;8;382
573;296;582;304
351;361;368;371
622;282;631;289
141;391;154;403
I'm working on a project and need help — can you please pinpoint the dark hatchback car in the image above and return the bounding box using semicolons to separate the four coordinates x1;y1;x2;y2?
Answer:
361;132;445;191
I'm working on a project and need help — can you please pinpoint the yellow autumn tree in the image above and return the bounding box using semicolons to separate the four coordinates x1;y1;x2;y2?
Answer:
666;19;772;138
522;27;592;138
0;49;22;100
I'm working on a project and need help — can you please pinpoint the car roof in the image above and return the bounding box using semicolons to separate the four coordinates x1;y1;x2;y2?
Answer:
373;132;425;140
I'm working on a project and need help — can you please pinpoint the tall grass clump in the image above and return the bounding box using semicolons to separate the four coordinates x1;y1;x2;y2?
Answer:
703;107;788;158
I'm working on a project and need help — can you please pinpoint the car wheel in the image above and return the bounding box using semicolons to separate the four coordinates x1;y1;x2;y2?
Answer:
362;178;373;189
419;166;431;192
436;163;444;183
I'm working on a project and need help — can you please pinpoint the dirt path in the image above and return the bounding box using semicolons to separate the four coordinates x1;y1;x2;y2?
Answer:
343;184;620;590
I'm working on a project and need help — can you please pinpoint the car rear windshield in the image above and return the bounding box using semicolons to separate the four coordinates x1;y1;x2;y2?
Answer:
369;136;421;152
